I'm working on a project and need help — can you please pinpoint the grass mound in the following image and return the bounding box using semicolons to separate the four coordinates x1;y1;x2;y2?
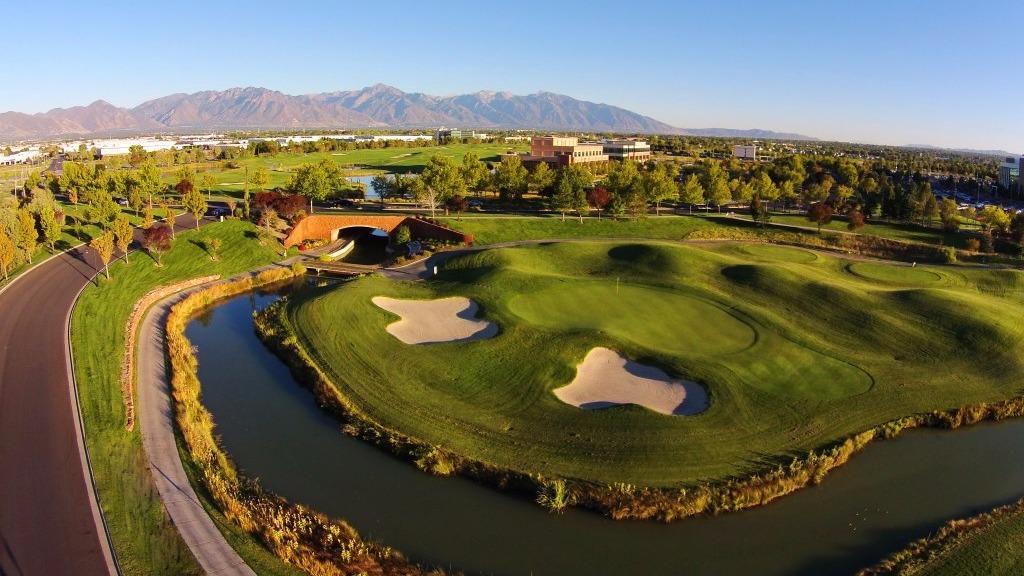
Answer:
275;240;1024;489
847;262;943;285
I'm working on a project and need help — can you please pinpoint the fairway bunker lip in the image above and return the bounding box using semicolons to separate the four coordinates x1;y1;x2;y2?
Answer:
372;296;498;344
554;347;708;416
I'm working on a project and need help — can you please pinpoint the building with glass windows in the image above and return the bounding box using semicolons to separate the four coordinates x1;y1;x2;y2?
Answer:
999;156;1021;194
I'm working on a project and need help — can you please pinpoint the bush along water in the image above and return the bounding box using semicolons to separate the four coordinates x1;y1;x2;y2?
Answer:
255;298;1024;523
166;267;437;575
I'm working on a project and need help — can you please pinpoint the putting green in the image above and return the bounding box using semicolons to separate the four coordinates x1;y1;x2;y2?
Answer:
847;262;943;285
508;282;755;356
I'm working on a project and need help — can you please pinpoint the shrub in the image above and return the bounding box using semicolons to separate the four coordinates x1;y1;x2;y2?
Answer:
965;238;981;252
394;225;411;245
942;246;957;263
290;261;307;276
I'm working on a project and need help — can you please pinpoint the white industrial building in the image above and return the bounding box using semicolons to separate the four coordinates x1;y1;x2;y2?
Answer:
0;150;43;165
733;144;758;161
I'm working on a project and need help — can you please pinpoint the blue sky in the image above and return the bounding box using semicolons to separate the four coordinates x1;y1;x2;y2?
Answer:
2;0;1020;152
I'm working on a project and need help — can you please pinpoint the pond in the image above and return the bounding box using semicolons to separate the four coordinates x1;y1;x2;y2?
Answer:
186;284;1024;576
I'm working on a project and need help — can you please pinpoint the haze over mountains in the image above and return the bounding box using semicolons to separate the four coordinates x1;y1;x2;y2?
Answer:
0;84;815;141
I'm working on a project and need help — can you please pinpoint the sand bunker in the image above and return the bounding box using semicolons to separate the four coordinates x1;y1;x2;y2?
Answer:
554;348;708;416
372;296;498;344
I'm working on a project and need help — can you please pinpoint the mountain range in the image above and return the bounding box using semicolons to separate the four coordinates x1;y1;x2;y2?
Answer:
0;84;816;141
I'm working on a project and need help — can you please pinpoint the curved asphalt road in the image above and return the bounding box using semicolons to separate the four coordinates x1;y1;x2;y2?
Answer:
0;214;200;576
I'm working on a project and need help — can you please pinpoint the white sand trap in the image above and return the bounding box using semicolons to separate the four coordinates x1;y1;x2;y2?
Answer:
372;296;498;345
554;348;708;416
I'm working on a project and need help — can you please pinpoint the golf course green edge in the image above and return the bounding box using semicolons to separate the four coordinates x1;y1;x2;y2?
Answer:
254;295;1024;522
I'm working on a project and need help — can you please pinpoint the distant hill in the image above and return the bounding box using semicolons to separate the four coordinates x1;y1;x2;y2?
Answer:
904;144;1019;158
0;84;689;139
681;127;817;140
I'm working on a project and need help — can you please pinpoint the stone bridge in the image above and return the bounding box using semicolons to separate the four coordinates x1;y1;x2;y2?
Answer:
283;214;471;248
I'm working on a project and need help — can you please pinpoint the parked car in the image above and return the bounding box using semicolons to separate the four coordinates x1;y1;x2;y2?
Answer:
205;206;230;217
468;199;483;208
116;198;129;206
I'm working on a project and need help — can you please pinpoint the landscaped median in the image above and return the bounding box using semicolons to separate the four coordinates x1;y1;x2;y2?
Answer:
70;219;293;575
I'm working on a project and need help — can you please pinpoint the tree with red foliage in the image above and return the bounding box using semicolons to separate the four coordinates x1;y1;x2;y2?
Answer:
175;179;195;196
275;194;307;220
446;195;469;220
587;187;611;219
141;224;173;266
807;202;834;233
846;206;866;231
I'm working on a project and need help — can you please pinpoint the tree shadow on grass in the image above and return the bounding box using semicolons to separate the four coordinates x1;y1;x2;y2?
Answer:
189;239;211;258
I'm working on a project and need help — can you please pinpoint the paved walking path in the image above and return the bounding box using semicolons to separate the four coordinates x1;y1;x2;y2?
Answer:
136;285;256;576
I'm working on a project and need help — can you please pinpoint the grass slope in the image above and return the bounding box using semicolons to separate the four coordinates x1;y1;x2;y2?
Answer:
921;512;1024;575
282;240;1024;487
71;219;299;575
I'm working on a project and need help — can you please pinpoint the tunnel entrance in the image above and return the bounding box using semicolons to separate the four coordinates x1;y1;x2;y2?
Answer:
334;227;389;265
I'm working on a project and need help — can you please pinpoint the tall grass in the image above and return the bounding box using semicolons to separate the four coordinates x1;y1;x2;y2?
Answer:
166;269;433;575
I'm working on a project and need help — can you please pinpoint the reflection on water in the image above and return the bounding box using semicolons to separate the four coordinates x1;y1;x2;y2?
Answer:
187;285;1024;576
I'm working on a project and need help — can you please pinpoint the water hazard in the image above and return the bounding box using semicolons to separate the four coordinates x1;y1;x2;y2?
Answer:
187;283;1024;575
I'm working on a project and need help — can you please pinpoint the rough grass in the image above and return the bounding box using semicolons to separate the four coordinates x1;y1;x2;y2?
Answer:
279;240;1024;488
438;214;719;245
921;509;1024;575
70;219;293;575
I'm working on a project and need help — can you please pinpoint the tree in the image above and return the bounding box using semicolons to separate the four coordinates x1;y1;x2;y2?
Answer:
587;187;611;219
90;230;114;280
128;144;148;167
136;161;163;203
446;195;469;220
605;160;642;209
749;195;770;227
24;171;41;193
753;172;779;210
493;155;528;202
0;230;14;281
142;203;154;229
205;237;222;261
15;209;37;261
160;199;175;239
806;202;834;233
126;179;144;216
176;166;197;188
528;161;556;196
460;153;490;195
846;206;866;231
250;166;271;191
679;174;704;213
84;188;120;227
642;163;678;215
371;174;393;208
552;164;593;221
181;186;207;228
141;224;172;266
702;163;731;211
834;184;855;208
419;155;466;217
939;198;960;232
112;216;133;263
200;172;217;200
39;208;61;252
980;205;1010;233
289;160;343;213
